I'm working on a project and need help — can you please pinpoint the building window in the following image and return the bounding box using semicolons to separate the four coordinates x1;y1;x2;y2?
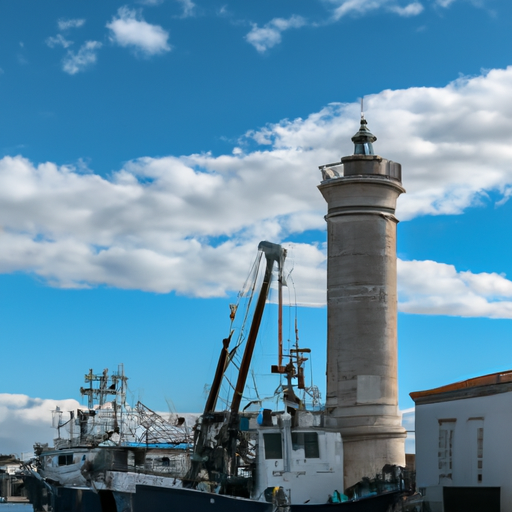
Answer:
476;426;484;483
263;433;282;459
291;432;320;458
468;417;484;484
438;420;455;482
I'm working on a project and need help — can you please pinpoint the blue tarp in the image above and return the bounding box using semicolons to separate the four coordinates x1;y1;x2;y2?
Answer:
124;442;192;450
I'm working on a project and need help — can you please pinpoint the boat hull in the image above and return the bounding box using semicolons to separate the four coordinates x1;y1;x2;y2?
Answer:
25;474;402;512
130;485;273;512
291;491;402;511
126;485;402;512
50;487;111;512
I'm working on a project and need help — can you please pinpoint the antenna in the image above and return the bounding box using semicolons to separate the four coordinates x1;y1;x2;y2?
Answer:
360;97;364;119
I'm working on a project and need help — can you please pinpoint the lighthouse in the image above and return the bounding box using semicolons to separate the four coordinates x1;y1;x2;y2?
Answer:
318;116;406;487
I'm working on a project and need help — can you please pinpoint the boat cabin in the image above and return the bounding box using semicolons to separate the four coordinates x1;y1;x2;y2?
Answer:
248;410;344;504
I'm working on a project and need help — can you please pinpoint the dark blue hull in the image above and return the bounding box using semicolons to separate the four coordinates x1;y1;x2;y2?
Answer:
51;487;114;512
131;485;273;511
291;491;402;511
129;485;401;512
25;475;402;512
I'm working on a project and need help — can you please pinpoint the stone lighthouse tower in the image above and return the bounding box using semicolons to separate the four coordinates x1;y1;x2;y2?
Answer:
318;116;406;488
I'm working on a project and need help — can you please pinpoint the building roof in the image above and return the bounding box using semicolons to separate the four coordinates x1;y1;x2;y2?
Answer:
410;370;512;405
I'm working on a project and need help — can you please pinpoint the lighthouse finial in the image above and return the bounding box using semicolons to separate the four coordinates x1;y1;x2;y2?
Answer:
351;98;376;155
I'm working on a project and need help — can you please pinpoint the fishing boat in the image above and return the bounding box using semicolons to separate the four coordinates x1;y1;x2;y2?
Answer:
24;241;406;512
23;365;195;512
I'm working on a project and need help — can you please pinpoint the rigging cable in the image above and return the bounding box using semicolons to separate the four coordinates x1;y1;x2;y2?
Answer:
218;249;264;403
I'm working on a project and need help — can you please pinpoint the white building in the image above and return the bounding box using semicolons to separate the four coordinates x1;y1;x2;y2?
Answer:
410;371;512;512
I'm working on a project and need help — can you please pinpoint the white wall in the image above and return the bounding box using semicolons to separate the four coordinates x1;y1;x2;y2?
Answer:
415;390;512;512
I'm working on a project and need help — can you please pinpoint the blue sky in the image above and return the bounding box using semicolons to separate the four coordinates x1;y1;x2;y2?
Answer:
1;0;512;455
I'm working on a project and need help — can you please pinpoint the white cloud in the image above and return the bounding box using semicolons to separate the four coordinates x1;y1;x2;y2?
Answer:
401;408;415;453
2;67;512;316
176;0;196;17
327;0;389;19
244;0;430;51
62;41;102;75
57;18;86;31
389;2;424;16
46;34;73;49
246;1;426;51
0;394;81;456
218;6;229;16
0;154;326;301
0;392;199;457
107;7;171;56
237;67;512;222
398;260;512;318
245;15;306;53
435;0;484;8
327;0;426;19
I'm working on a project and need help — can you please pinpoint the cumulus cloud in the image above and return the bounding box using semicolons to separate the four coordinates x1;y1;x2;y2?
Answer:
239;67;512;222
243;0;429;51
46;34;73;49
389;2;424;16
0;392;199;457
2;67;512;315
398;260;512;318
62;41;102;74
328;0;389;19
0;394;81;456
245;15;306;53
176;0;196;17
57;18;86;31
0;154;326;301
434;0;485;8
107;7;171;56
327;0;425;19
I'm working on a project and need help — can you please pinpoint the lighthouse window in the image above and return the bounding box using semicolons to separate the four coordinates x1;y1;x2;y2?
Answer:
263;433;282;459
292;432;319;458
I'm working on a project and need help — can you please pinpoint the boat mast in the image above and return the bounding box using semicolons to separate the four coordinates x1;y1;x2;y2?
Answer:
278;267;284;370
186;241;286;488
80;367;127;408
230;241;286;416
271;268;287;375
203;332;233;414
